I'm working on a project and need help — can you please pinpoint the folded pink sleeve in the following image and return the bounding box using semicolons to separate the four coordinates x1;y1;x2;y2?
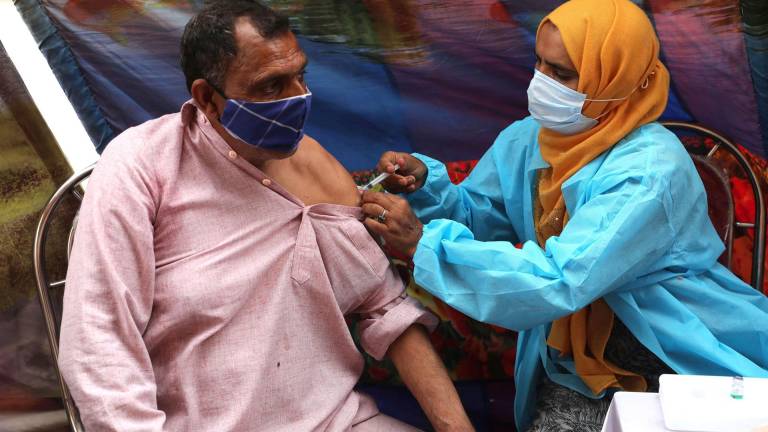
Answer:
355;264;438;361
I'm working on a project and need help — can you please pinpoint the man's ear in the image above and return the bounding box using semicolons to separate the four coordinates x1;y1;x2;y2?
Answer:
190;79;221;120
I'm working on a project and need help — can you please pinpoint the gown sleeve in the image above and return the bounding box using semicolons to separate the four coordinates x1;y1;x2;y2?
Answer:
412;164;677;331
406;123;530;244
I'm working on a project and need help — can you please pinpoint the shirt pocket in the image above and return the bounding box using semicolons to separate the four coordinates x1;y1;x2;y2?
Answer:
339;219;390;281
291;212;394;314
308;218;392;314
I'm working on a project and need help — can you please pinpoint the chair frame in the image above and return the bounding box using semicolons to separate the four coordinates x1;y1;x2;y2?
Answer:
688;153;736;267
661;121;766;290
33;164;94;432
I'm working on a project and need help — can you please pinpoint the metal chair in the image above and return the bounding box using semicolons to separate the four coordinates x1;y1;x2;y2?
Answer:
661;121;766;290
33;164;94;432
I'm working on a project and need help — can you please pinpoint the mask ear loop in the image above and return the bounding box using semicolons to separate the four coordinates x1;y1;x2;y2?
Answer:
583;93;629;121
584;69;656;121
585;89;633;103
585;69;656;102
585;91;634;121
584;89;630;121
205;79;230;125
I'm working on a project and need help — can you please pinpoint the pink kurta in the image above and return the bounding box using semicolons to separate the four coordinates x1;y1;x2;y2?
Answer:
59;101;437;431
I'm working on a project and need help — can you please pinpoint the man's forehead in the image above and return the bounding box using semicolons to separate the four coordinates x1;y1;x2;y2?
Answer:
233;16;269;44
231;17;304;69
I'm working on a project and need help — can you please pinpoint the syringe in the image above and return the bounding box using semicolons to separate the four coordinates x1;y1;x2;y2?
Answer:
358;164;400;191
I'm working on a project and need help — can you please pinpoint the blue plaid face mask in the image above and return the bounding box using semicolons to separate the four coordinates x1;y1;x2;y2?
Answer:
219;90;312;153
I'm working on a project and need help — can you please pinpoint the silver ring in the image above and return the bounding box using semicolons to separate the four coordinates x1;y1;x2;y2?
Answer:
377;209;388;224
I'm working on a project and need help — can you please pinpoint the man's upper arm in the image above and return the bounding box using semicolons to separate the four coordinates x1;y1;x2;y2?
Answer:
303;135;437;358
305;135;361;206
59;145;165;431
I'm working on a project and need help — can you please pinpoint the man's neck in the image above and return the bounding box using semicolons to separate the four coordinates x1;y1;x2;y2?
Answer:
207;114;359;207
242;154;278;171
209;119;291;170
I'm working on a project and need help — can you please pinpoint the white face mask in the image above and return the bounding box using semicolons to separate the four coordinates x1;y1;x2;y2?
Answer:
527;69;628;135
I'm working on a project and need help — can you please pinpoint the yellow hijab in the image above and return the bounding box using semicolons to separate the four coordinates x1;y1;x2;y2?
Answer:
535;0;670;395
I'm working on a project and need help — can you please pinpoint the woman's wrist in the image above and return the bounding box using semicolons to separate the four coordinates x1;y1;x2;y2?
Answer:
405;221;423;259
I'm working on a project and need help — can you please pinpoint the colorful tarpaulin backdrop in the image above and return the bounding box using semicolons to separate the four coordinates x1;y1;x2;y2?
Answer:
14;0;768;170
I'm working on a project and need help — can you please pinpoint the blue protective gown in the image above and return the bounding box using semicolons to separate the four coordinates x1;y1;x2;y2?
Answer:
406;117;768;431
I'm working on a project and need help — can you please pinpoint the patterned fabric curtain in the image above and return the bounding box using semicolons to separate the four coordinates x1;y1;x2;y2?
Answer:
23;0;765;169
0;41;72;403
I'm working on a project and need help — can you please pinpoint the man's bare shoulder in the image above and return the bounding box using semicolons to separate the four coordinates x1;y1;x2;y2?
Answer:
297;136;360;207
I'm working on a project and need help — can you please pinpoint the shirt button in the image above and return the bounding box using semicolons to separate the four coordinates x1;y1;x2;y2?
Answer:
228;150;237;160
262;178;272;187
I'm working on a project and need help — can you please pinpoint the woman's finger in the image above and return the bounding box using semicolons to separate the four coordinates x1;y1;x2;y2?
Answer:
377;152;420;177
361;190;396;207
363;217;387;236
376;151;401;175
361;203;386;219
380;175;409;192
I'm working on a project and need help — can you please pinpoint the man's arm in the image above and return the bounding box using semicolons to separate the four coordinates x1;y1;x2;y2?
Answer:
300;136;473;430
347;243;473;431
59;140;165;431
388;325;474;432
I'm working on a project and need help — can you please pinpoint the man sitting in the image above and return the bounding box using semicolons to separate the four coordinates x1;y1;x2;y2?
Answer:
58;1;472;430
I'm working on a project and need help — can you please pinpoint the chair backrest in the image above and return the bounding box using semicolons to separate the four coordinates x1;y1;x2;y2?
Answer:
689;154;734;266
661;121;766;291
33;165;94;432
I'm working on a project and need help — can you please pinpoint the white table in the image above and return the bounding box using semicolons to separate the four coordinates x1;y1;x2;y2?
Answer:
601;392;672;432
601;388;768;432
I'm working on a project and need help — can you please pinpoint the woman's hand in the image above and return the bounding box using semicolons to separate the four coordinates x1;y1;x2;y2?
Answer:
361;190;423;258
375;151;428;193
